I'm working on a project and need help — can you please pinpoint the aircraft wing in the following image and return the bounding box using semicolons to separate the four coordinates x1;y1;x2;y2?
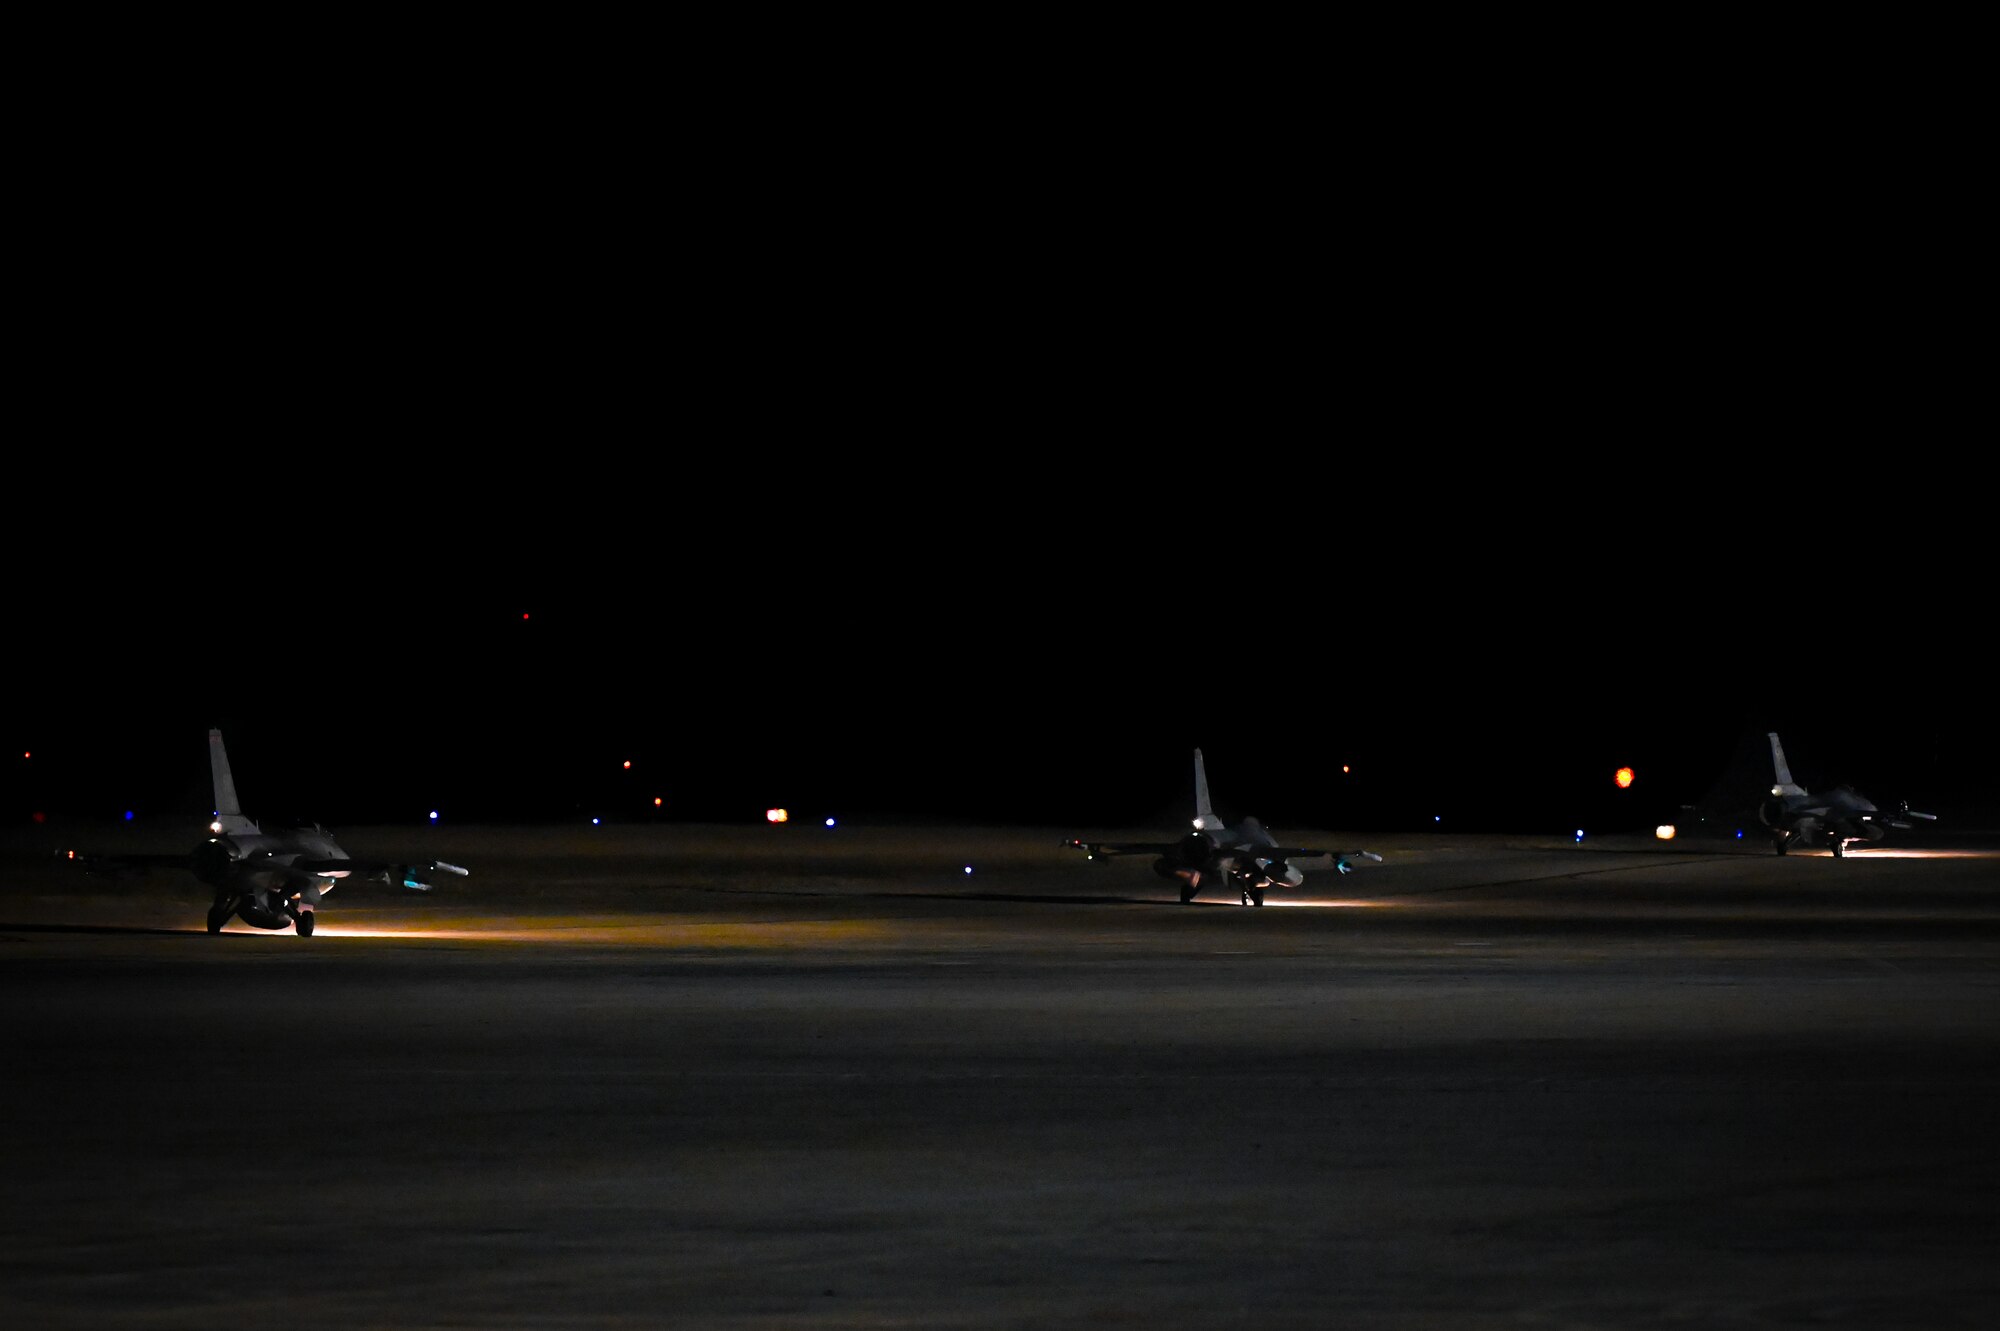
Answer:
1265;848;1384;870
294;857;470;891
60;850;190;876
1859;809;1938;829
1062;839;1175;860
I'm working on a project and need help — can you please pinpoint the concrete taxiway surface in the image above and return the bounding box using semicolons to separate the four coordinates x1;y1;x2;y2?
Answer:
4;824;1998;1328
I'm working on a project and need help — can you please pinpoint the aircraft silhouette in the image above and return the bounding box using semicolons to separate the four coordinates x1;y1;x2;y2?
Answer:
1065;748;1380;905
1758;732;1936;857
66;729;467;934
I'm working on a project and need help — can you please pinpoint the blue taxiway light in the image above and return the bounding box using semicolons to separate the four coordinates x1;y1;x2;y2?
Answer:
123;810;134;822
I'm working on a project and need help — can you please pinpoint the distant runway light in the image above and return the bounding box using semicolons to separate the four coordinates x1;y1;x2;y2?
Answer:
1434;815;1441;823
766;808;789;824
1615;767;1635;789
429;810;440;823
825;817;836;827
1342;765;1351;774
1735;829;1744;839
964;865;973;874
1656;824;1677;840
1575;829;1585;842
623;760;632;769
654;797;663;807
124;810;134;822
591;817;601;826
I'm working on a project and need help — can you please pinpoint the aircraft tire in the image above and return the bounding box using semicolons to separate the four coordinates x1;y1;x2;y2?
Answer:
296;911;315;936
206;898;232;934
1249;888;1265;907
1179;883;1198;905
1831;840;1846;859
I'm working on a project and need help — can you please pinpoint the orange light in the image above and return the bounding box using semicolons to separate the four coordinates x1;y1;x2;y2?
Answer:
1615;767;1635;789
1655;824;1677;840
653;797;663;807
766;808;789;824
1342;765;1351;774
622;760;632;769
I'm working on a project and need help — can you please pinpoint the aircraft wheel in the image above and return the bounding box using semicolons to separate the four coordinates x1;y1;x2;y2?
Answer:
1249;887;1265;907
1772;835;1788;856
207;896;235;934
1831;840;1846;859
1179;883;1199;904
296;911;315;936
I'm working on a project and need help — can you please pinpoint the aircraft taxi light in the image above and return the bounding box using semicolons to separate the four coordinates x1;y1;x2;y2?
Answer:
1656;825;1677;840
766;808;789;824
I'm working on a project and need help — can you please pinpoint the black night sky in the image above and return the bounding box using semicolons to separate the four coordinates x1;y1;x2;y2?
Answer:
10;540;1994;839
10;29;1986;840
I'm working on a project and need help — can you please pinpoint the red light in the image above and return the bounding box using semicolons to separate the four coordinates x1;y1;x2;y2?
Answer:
623;760;632;769
1615;767;1635;789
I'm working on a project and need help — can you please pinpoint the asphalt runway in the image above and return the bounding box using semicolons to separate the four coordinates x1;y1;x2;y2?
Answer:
5;824;1999;1329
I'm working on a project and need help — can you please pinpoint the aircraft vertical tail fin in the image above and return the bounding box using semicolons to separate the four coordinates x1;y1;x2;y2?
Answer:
1768;732;1808;797
209;729;258;833
1193;748;1218;830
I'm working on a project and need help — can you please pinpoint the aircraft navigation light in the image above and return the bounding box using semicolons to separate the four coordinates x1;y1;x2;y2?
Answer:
1615;767;1635;789
1656;825;1677;840
210;820;223;833
766;808;789;824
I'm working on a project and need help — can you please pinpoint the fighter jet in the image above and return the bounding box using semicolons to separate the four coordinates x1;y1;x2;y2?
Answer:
1759;731;1936;857
66;729;467;934
1064;748;1380;905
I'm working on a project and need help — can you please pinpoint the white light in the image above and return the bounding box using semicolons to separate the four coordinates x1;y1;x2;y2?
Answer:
1656;824;1678;840
592;817;601;826
429;810;439;822
209;820;222;833
1575;829;1585;842
825;817;836;827
964;865;973;874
